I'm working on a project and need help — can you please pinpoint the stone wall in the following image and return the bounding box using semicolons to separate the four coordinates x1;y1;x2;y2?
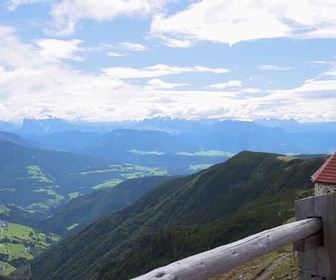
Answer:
315;182;336;196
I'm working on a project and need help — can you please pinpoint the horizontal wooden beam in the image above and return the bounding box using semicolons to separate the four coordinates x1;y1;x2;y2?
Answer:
132;218;322;280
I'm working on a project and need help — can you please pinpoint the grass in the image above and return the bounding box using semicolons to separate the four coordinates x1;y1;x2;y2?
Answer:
213;245;297;280
3;223;59;245
0;261;16;276
68;192;81;199
121;169;167;179
0;222;60;276
213;219;299;280
89;164;167;189
189;164;214;171
28;186;65;211
26;166;64;212
127;150;166;155
0;244;32;260
78;164;166;176
23;163;168;211
78;169;117;175
277;156;297;162
0;206;9;214
266;253;298;279
26;202;52;212
26;165;53;183
92;179;123;190
66;223;79;231
120;164;167;179
33;187;64;201
176;150;234;157
0;189;15;193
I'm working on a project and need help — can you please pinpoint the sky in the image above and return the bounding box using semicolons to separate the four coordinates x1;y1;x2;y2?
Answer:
0;0;336;123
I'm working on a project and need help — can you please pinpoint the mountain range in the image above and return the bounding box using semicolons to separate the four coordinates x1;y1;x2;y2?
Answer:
3;117;335;176
0;117;335;279
28;151;325;280
2;117;336;134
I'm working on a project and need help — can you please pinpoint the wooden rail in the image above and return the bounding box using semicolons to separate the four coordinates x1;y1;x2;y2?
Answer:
133;193;336;280
132;218;322;280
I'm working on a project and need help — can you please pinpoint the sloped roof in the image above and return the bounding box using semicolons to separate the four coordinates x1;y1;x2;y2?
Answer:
311;153;336;184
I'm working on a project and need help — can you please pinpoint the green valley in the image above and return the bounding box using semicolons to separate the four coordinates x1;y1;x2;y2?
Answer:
0;141;167;213
0;221;59;277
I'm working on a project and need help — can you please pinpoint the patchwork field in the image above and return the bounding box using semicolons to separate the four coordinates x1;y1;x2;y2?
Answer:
0;221;59;276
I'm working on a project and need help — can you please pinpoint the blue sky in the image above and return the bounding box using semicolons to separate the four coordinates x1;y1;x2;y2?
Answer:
0;0;336;123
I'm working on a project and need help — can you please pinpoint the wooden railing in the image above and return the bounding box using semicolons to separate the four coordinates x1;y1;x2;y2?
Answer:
133;192;336;280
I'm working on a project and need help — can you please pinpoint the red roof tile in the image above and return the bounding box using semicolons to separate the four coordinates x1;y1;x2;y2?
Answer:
311;153;336;184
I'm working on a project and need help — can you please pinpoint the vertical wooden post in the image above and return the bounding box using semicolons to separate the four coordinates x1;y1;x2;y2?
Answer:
295;192;336;280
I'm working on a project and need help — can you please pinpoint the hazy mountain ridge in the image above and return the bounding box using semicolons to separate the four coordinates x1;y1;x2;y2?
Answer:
1;117;335;155
7;117;336;135
13;118;336;175
28;151;325;280
0;131;40;149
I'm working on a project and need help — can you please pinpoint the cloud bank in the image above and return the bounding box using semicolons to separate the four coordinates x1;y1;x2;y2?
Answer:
150;0;336;46
1;1;336;123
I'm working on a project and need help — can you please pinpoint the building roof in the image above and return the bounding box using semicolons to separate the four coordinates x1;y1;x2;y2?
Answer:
311;152;336;184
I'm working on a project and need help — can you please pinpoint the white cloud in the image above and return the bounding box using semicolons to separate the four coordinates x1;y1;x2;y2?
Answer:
257;65;292;71
271;66;336;95
1;24;336;123
309;60;331;66
285;79;336;95
80;42;147;56
35;39;83;61
104;42;148;57
160;37;195;48
10;0;336;49
103;64;229;79
150;0;336;46
0;25;133;121
147;78;188;89
241;88;261;94
209;80;242;89
107;52;124;57
252;66;336;121
117;42;148;52
5;0;44;11
47;0;175;35
0;25;41;68
323;65;336;77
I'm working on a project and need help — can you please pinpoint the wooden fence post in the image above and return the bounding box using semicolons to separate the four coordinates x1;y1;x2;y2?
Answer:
295;192;336;280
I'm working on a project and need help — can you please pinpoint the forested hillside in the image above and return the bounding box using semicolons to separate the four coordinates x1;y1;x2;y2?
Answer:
39;176;175;235
29;151;325;280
